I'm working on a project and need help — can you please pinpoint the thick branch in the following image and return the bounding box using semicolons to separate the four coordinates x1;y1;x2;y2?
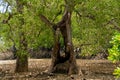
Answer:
2;12;18;24
40;5;69;29
39;14;54;26
57;10;68;27
52;10;62;22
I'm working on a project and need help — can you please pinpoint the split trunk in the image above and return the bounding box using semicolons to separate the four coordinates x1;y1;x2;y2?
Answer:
49;11;78;75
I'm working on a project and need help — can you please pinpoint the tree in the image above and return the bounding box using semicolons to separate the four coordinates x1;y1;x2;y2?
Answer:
1;0;120;74
1;0;32;72
72;0;120;57
15;0;28;72
0;0;55;72
40;0;78;74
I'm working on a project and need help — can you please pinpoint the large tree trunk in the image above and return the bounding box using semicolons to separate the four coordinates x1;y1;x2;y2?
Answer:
15;55;28;72
40;0;78;75
15;0;28;72
15;33;28;72
49;10;78;75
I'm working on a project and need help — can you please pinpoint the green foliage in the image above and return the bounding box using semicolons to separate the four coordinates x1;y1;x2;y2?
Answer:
0;0;120;57
72;0;118;56
113;67;120;78
2;0;120;73
108;32;120;62
108;32;120;78
0;0;56;50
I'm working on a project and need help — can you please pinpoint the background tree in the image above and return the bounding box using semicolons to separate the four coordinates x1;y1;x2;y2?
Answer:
0;0;55;72
72;0;120;57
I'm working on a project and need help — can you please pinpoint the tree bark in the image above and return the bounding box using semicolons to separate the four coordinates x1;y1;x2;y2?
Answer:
15;32;28;72
16;55;28;72
15;0;28;72
49;10;78;75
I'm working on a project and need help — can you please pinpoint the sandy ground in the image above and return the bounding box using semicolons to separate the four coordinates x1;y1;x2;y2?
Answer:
0;59;119;80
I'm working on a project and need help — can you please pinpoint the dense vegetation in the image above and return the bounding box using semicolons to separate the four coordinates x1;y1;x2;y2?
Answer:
108;32;120;78
0;0;120;76
0;0;120;56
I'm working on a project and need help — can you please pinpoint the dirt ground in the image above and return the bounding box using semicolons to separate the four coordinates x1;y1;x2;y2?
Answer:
0;59;119;80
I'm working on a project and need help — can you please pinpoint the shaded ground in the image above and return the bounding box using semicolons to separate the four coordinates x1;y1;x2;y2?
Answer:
0;59;119;80
0;50;108;60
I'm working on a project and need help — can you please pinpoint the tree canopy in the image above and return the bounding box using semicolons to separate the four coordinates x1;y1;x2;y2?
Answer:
0;0;120;57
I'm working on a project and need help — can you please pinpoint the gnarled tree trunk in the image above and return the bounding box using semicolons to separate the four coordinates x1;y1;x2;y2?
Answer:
40;0;78;75
49;10;78;75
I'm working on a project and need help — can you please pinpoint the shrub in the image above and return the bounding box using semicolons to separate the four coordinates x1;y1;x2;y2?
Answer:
108;32;120;78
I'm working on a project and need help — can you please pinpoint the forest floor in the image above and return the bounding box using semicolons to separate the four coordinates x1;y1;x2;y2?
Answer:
0;59;119;80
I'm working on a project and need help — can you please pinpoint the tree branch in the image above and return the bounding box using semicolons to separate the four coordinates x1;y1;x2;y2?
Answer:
4;2;9;13
75;10;95;20
2;13;13;24
39;14;54;26
57;10;68;27
104;19;120;31
52;9;62;22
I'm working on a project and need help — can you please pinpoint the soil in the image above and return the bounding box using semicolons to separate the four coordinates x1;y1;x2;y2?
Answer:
0;59;119;80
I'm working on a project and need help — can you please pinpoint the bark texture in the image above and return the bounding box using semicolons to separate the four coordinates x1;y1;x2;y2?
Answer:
15;32;28;72
49;10;78;75
16;55;28;72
